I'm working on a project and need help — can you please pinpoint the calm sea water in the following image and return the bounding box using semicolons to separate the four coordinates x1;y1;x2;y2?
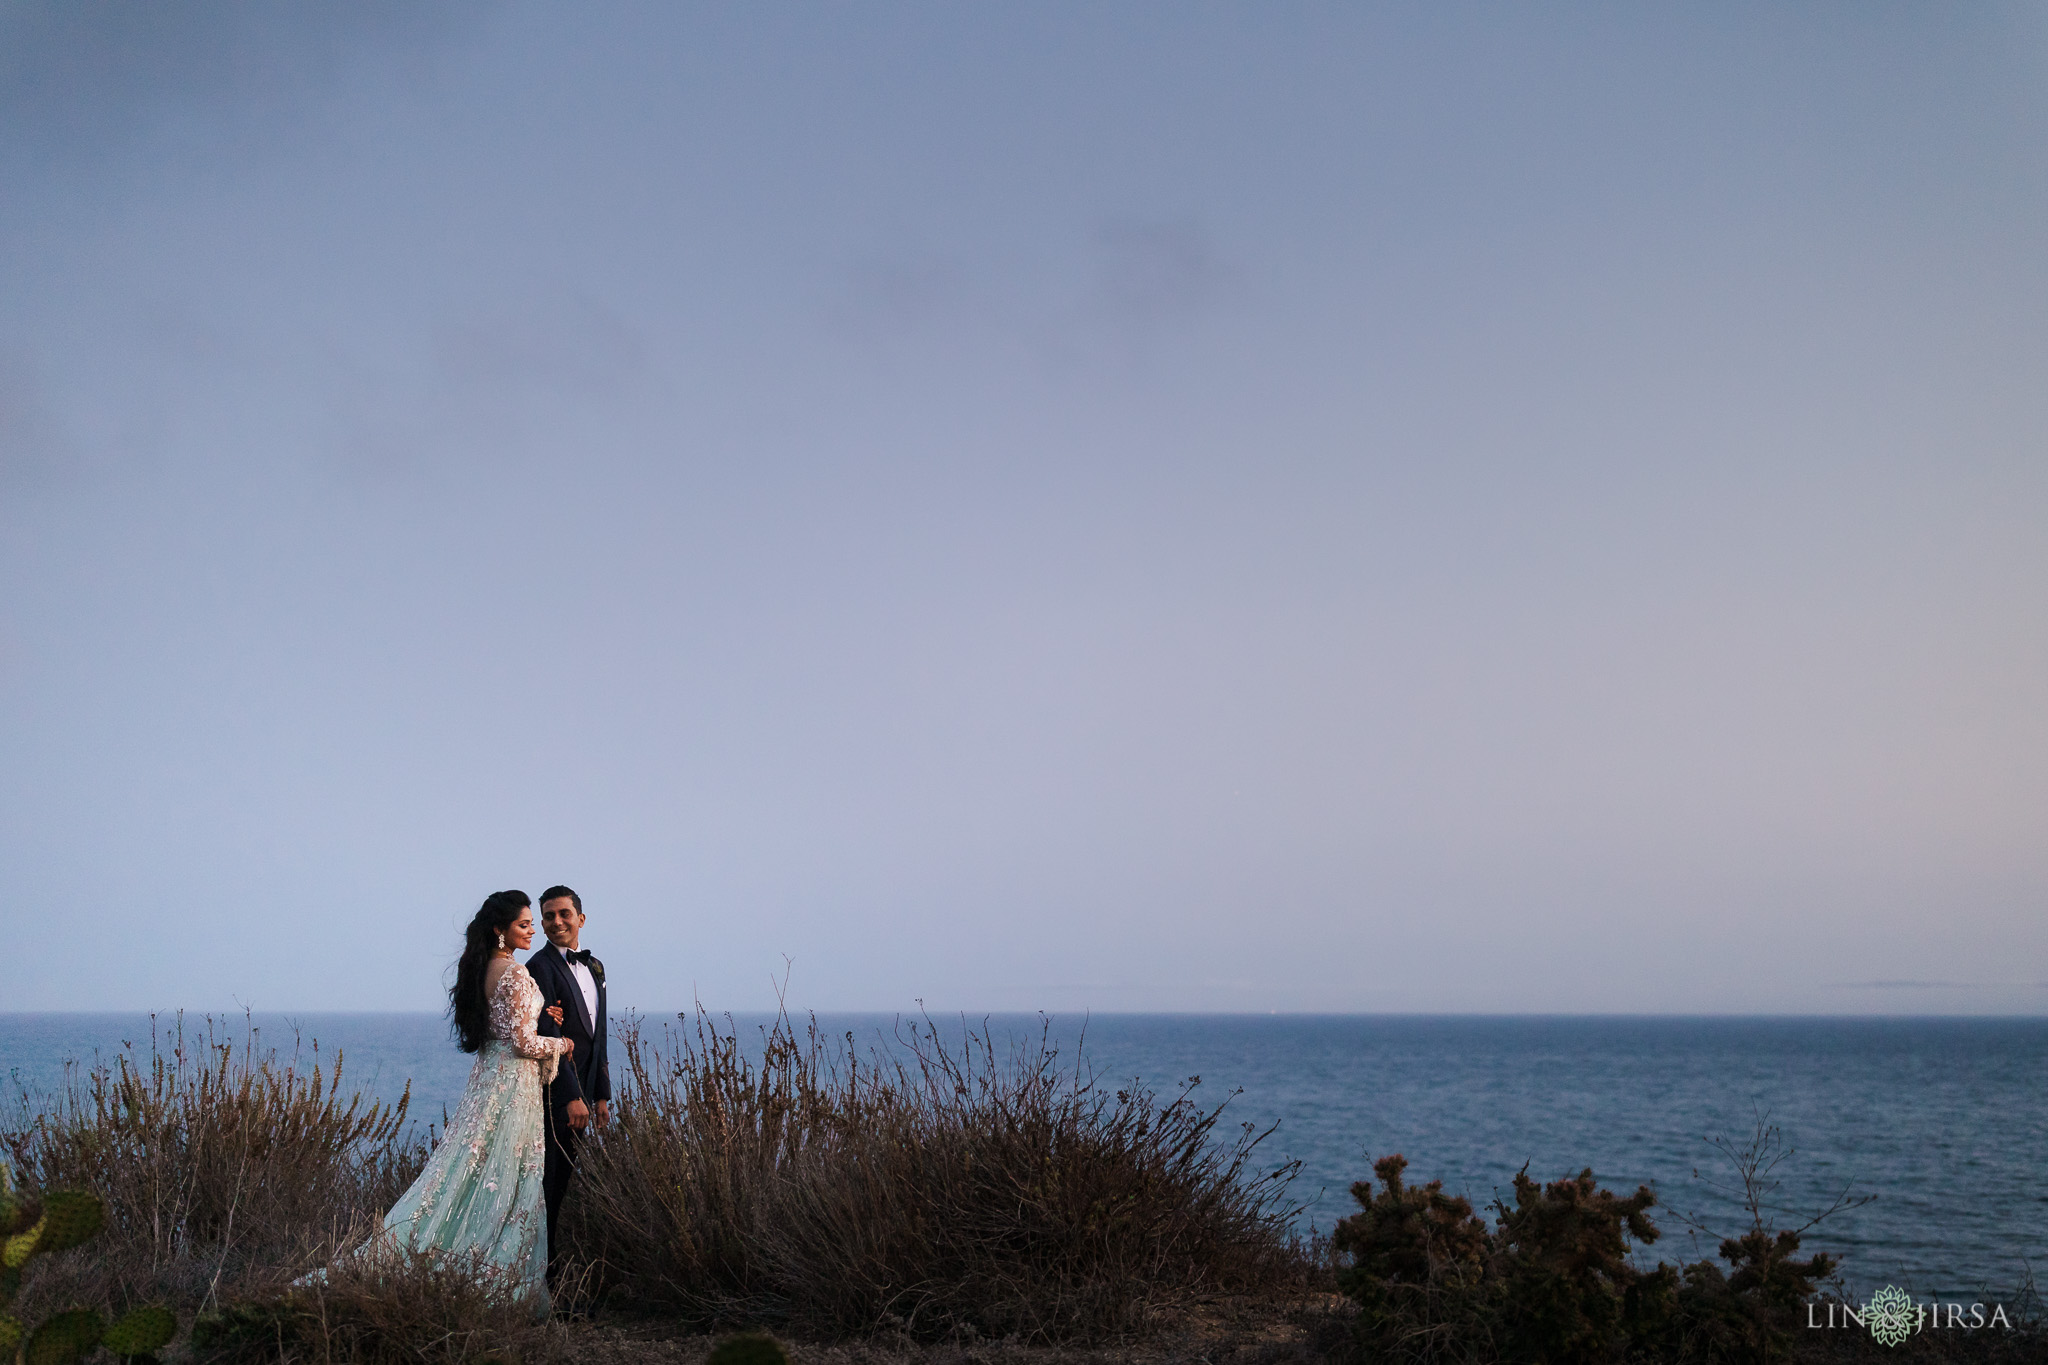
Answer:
3;1012;2041;1303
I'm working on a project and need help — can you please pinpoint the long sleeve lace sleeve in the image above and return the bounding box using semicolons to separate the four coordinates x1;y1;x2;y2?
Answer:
493;967;571;1079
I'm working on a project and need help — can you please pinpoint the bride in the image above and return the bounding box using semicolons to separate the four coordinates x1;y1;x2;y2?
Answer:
317;890;574;1313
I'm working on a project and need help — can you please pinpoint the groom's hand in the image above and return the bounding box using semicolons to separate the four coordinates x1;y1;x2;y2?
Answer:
567;1099;591;1131
595;1100;611;1130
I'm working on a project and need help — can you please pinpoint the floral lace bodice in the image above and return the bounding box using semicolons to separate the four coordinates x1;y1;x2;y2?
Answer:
489;963;571;1081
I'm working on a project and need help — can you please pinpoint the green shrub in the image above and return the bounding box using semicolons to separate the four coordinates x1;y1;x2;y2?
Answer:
1329;1154;1492;1358
1331;1124;1876;1365
1652;1118;1848;1365
1489;1166;1661;1363
1334;1155;1491;1288
1330;1158;1666;1364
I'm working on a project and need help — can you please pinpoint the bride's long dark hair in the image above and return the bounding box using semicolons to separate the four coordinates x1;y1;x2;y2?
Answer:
450;889;531;1054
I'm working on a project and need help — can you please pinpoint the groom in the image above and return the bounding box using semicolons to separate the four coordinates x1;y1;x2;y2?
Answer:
528;883;610;1292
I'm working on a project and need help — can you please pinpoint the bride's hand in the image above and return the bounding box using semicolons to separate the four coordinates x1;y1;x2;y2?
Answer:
562;1037;575;1055
545;1003;565;1026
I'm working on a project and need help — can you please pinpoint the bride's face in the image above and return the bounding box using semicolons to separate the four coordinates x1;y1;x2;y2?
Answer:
502;907;537;952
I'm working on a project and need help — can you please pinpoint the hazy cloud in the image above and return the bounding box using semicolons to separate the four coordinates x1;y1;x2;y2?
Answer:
1087;219;1236;333
0;353;73;492
0;1;484;161
1829;981;2048;991
826;255;977;339
431;294;649;395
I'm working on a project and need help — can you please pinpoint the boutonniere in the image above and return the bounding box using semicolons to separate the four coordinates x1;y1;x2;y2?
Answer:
587;957;605;984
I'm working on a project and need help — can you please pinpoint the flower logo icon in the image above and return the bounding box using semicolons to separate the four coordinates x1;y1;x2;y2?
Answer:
1866;1285;1918;1347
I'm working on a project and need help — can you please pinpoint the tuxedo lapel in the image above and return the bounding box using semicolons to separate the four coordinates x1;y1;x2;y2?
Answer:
530;945;573;1037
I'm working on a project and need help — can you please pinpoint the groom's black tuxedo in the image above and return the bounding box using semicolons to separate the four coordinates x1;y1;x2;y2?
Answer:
527;941;609;1286
529;941;609;1113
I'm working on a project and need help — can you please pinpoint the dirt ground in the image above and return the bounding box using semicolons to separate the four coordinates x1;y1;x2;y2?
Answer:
562;1296;1352;1365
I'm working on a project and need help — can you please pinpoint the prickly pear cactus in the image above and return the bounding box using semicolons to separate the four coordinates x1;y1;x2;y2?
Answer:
4;1210;46;1269
4;1192;106;1273
103;1302;178;1358
0;1160;21;1307
33;1194;104;1257
22;1307;102;1365
706;1329;792;1365
0;1161;178;1363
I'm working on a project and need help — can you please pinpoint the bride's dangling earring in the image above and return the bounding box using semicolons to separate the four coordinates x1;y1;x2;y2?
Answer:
496;932;506;950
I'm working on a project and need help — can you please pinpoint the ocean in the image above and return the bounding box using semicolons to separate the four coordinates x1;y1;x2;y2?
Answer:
4;1011;2042;1304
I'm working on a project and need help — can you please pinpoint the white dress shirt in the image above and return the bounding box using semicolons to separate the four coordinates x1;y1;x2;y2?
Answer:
564;953;599;1027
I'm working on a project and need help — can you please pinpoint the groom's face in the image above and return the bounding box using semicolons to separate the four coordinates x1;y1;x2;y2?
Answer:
540;896;584;950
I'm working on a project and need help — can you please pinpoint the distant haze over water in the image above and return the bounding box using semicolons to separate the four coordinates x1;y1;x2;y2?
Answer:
5;1011;2041;1303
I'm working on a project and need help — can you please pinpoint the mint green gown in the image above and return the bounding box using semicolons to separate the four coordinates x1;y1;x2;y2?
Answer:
319;963;571;1315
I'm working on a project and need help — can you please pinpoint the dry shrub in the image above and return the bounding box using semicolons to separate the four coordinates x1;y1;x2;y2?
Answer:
6;1009;1316;1353
1;1014;426;1318
189;1246;564;1365
566;1009;1310;1341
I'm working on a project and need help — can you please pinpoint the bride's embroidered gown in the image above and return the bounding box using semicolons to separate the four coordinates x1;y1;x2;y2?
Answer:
333;964;571;1312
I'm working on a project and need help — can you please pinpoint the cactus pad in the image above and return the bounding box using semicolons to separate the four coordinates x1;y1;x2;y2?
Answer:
36;1193;105;1254
103;1302;178;1355
23;1308;104;1365
0;1313;23;1355
3;1218;42;1269
0;1194;36;1243
707;1330;792;1365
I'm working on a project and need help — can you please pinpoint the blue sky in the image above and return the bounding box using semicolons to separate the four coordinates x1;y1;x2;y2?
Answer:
3;2;2044;1013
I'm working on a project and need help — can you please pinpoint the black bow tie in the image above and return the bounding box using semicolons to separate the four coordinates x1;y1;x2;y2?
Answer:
564;949;594;966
